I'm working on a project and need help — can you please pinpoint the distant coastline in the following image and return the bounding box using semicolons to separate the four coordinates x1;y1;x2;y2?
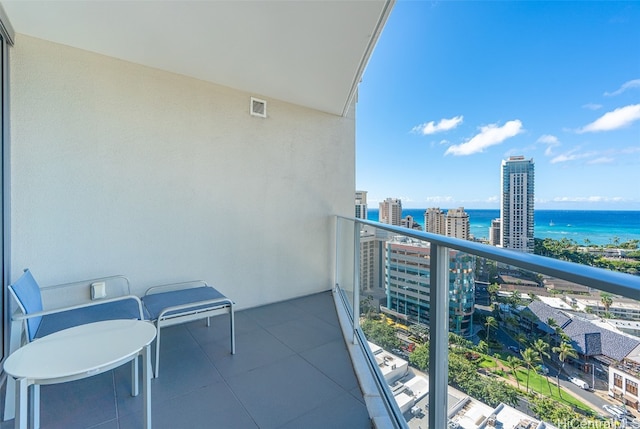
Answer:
366;209;640;246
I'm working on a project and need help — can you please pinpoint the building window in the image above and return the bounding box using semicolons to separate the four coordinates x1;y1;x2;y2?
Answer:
615;373;623;388
627;380;638;395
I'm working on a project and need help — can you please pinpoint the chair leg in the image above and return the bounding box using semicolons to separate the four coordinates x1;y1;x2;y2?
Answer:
131;357;139;396
230;304;235;355
206;316;210;327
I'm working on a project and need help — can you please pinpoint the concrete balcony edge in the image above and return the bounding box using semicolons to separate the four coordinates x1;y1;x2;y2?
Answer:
332;289;396;429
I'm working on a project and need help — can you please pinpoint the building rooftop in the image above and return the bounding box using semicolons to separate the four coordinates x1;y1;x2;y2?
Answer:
527;300;640;361
0;291;370;429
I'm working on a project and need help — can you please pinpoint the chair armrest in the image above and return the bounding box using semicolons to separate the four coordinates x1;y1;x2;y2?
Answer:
40;275;132;310
12;294;145;322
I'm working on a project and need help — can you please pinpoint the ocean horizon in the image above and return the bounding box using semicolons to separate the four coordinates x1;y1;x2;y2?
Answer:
366;209;640;246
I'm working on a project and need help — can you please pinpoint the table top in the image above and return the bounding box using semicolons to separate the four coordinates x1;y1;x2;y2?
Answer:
4;319;156;380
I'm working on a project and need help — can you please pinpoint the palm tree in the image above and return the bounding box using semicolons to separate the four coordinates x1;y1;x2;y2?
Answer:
485;316;497;352
600;292;613;313
553;341;578;399
520;348;541;393
476;340;488;355
516;333;528;351
506;355;522;390
532;339;552;395
487;283;500;304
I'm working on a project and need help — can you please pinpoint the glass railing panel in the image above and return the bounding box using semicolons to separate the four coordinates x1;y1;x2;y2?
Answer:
334;215;640;429
335;216;357;312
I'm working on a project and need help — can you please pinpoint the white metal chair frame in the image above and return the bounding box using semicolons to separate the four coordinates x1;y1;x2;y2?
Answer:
142;280;235;378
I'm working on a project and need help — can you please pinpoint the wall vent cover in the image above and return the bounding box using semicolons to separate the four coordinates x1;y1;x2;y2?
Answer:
250;97;267;118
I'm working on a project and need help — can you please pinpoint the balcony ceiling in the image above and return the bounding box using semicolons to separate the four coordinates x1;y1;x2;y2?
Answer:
1;0;393;116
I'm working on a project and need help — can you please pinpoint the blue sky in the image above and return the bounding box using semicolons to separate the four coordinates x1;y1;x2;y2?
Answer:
356;1;640;210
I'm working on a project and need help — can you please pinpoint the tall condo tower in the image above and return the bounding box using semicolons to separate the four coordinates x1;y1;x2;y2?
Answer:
379;198;402;226
355;190;368;220
424;207;446;235
500;156;535;253
446;207;470;240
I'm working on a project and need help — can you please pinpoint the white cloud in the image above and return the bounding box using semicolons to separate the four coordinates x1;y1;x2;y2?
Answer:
604;79;640;96
582;103;603;110
537;135;559;144
485;196;499;203
536;134;560;156
550;148;597;164
552;196;624;203
424;196;454;204
587;157;614;165
445;120;523;156
413;115;463;135
578;104;640;133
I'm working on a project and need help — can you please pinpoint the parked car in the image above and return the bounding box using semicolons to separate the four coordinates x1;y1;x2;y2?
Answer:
508;346;519;353
569;377;589;390
538;365;549;375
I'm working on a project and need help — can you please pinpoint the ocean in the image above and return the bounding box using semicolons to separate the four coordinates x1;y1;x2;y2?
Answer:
366;209;640;246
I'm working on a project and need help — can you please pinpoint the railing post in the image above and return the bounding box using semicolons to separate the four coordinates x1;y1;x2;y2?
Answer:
335;216;340;291
429;244;449;429
353;220;360;345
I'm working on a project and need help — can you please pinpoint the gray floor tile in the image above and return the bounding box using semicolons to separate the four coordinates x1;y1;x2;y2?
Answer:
277;391;371;429
243;300;309;328
203;327;295;379
300;339;360;391
118;382;258;429
226;354;344;429
186;310;259;346
39;372;117;429
265;313;342;353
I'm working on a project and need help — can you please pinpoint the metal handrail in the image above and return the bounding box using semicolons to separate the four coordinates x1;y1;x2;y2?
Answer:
339;216;640;298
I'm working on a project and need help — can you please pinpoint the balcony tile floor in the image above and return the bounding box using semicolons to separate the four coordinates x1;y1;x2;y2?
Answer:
1;291;370;429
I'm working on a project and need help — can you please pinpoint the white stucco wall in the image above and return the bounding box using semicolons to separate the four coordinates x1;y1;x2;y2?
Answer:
9;35;355;309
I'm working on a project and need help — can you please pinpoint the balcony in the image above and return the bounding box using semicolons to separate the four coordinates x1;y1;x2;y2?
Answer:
0;217;638;428
0;291;371;429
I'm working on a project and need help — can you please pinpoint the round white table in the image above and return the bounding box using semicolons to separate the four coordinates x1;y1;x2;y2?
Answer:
4;319;156;429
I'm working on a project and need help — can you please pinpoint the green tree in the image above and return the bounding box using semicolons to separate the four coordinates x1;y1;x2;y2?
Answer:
600;292;613;313
553;341;578;399
530;396;580;423
532;339;552;395
409;342;429;370
360;295;377;317
520;348;541;393
476;340;488;355
488;283;500;304
360;316;401;351
516;333;528;350
484;316;498;352
508;290;522;307
505;355;522;390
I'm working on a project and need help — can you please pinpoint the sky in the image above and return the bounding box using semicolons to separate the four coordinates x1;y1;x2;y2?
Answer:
356;1;640;210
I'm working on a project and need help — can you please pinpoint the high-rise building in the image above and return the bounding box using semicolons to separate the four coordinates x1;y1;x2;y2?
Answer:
424;207;446;235
489;218;501;246
379;198;402;226
359;226;387;292
383;238;475;337
401;215;421;230
446;207;469;240
501;156;535;253
355;190;368;220
425;207;470;240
